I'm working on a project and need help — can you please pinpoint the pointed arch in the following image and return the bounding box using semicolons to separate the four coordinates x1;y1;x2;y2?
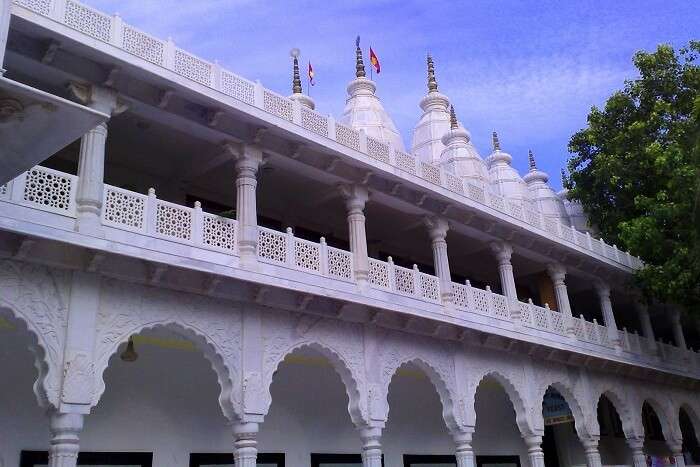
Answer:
679;402;700;444
472;370;533;437
94;320;239;422
383;356;459;432
535;381;591;440
596;388;637;439
642;397;676;443
262;340;366;427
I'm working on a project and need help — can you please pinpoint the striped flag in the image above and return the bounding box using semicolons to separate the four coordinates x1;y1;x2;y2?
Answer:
369;47;380;74
308;61;315;86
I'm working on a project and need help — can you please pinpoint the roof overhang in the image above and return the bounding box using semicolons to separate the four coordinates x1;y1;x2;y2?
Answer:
0;76;108;184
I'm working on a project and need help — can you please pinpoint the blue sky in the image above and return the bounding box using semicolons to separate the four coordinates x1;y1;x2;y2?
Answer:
86;0;699;188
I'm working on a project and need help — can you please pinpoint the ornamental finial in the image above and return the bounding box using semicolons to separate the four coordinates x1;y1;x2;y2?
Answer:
492;131;500;151
528;149;537;171
290;48;302;94
355;35;366;78
427;53;438;93
449;105;458;129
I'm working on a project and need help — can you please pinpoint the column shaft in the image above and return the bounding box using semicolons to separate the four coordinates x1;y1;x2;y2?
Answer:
636;302;658;353
235;147;262;267
360;427;383;467
489;242;517;299
581;439;602;467
75;123;108;235
547;264;576;338
454;431;476;467
524;435;545;467
233;422;258;467
595;283;621;348
670;309;687;350
340;185;369;283
627;438;646;467
48;412;83;467
425;217;453;303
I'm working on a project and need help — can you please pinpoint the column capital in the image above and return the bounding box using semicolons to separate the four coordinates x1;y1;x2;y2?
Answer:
452;427;474;445
625;436;644;450
594;280;611;298
523;434;543;449
338;183;369;211
232;143;264;169
424;216;449;241
546;263;567;283
67;82;128;116
489;240;513;264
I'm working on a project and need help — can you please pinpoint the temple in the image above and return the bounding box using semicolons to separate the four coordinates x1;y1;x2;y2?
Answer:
0;2;699;467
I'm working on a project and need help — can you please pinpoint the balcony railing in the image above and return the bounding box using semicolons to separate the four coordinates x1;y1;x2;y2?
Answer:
11;0;642;271
0;165;694;376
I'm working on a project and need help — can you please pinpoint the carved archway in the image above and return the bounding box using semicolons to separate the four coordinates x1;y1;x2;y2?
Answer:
535;382;591;440
262;340;366;427
679;402;700;445
642;397;675;444
472;370;534;437
383;357;459;432
94;321;239;422
596;388;637;439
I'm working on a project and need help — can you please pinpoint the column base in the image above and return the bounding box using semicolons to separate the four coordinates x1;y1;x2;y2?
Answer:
75;212;105;237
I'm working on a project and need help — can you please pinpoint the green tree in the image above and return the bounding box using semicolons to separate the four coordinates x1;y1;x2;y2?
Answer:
566;41;700;313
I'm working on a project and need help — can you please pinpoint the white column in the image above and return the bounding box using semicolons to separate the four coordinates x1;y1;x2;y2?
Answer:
595;282;621;349
339;184;369;284
359;426;383;467
0;0;10;74
48;412;84;467
626;437;647;467
635;301;658;353
669;442;686;467
489;241;517;300
233;422;258;467
454;430;476;467
424;216;453;304
547;263;576;338
235;145;263;268
523;435;545;467
68;84;123;236
669;308;687;350
581;438;602;467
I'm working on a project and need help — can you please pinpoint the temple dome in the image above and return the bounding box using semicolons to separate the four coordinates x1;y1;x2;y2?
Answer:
339;38;404;151
486;132;529;203
523;150;569;222
439;106;488;188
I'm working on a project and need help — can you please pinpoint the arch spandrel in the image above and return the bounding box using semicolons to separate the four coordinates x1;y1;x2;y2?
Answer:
95;279;242;422
0;260;71;409
533;381;592;440
640;394;679;444
595;386;641;440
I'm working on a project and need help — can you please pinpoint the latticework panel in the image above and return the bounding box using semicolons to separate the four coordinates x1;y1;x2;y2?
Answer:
561;225;574;243
533;306;548;329
257;228;287;263
395;151;416;174
294;239;321;272
327;247;352;280
369;259;390;289
202;214;237;252
472;288;490;315
525;209;541;228
335;123;360;150
453;283;469;309
572;317;585;340
155;202;192;240
122;26;164;65
585;321;600;344
489;194;505;212
445;173;464;194
301;108;329;137
23;167;73;213
492;294;510;320
467;184;485;203
420;162;441;185
221;71;255;105
419;274;440;302
174;49;212;86
591;240;603;255
103;187;146;230
64;0;111;41
14;0;52;15
393;266;415;295
263;91;293;121
544;218;559;236
366;137;390;164
550;311;565;334
519;302;531;324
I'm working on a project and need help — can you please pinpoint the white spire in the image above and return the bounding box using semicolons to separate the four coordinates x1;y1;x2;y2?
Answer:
288;48;315;110
439;106;488;188
523;150;569;223
340;36;405;151
486;131;529;202
411;54;480;164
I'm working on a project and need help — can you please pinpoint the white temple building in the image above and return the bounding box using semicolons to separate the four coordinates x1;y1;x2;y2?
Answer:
1;2;700;467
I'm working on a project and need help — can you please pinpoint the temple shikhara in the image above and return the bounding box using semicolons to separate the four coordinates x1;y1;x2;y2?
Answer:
1;2;700;467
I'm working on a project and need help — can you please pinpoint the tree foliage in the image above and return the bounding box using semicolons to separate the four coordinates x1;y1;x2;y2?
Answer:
566;41;700;313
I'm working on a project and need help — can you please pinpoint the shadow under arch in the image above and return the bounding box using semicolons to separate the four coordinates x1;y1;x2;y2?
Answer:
0;306;53;409
473;370;533;437
680;403;700;445
263;341;365;427
384;358;459;432
597;389;636;439
539;382;590;440
95;321;238;422
642;398;675;444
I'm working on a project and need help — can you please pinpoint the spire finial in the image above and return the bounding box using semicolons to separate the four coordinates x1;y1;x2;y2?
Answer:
427;53;438;92
528;149;537;171
492;131;500;151
290;48;302;94
355;35;366;78
449;105;458;129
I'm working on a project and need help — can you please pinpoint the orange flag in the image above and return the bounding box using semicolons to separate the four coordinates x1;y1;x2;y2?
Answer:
369;47;380;74
308;61;315;86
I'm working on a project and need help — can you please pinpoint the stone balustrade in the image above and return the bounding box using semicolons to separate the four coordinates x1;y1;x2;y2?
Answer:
11;0;642;271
